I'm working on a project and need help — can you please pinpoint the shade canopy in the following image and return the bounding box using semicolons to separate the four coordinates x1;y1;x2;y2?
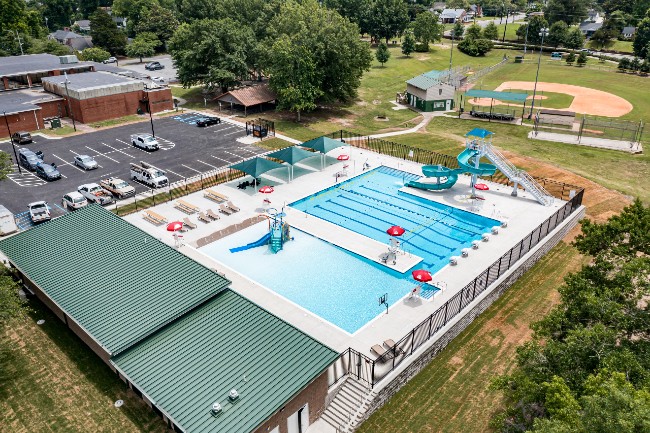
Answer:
386;226;405;236
267;146;317;165
465;128;494;139
166;221;183;232
300;136;346;155
465;89;529;103
259;185;274;194
229;157;285;178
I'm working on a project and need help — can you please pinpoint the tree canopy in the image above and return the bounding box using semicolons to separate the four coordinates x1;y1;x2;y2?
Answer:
492;199;650;432
134;4;179;50
90;9;127;54
634;18;650;58
544;0;589;25
126;32;159;62
411;11;442;48
369;0;409;43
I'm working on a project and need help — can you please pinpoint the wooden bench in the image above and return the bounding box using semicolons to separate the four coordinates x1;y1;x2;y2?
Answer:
143;210;167;225
175;199;200;214
204;189;228;203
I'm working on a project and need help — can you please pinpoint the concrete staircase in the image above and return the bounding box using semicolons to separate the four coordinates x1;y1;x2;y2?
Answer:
320;378;376;433
483;143;554;206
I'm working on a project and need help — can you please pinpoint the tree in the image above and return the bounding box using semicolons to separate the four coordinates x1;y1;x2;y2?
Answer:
27;38;71;56
369;0;409;43
517;16;549;45
566;52;576;65
169;18;255;92
411;11;442;48
135;4;180;50
90;9;127;54
565;27;585;49
576;51;587;66
618;57;630;71
323;0;373;35
483;22;499;40
402;31;415;56
630;56;641;71
78;46;110;62
458;37;493;56
633;18;650;58
590;28;617;50
265;0;371;105
544;0;589;25
640;59;650;74
453;21;465;40
126;32;159;62
0;152;12;181
465;23;483;40
547;21;568;48
42;0;78;30
111;0;159;33
376;41;390;66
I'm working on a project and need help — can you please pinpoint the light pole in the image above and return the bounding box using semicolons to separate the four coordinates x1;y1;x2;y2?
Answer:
62;72;77;131
523;22;529;58
502;7;509;42
6;30;24;55
143;86;155;137
529;27;549;118
3;111;23;175
448;29;455;77
44;17;49;31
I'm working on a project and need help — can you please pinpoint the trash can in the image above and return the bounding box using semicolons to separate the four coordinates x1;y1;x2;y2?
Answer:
50;118;61;128
514;56;524;63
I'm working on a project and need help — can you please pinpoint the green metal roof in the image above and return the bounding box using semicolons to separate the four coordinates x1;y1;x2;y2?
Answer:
112;289;338;433
229;157;285;178
406;74;443;90
300;136;346;154
422;70;445;79
267;146;317;165
465;89;529;102
0;205;231;355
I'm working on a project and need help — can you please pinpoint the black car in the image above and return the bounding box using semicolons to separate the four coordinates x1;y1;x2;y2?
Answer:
34;162;61;181
145;61;164;71
18;148;44;171
12;131;32;144
196;116;222;127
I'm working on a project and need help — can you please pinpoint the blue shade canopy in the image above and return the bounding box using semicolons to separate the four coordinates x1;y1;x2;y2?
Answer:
465;89;529;102
465;128;494;138
300;136;346;154
229;157;285;178
267;146;317;165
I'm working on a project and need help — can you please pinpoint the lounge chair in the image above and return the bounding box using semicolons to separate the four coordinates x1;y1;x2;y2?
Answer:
383;339;405;354
226;201;240;212
182;217;197;229
371;344;387;358
198;212;211;223
219;204;234;215
206;209;220;220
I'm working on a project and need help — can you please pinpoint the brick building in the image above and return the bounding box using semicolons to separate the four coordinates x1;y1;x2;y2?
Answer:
0;89;65;136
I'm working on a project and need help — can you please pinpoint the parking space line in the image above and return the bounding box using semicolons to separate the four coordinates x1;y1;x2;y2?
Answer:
181;164;203;174
195;160;218;169
102;142;135;158
165;168;186;179
210;155;234;164
86;146;119;163
115;139;149;153
53;154;84;172
223;130;244;137
238;147;259;155
52;203;66;212
224;150;245;158
69;150;104;169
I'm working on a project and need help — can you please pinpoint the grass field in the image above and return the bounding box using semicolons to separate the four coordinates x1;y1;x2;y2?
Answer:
590;39;634;53
0;299;167;433
357;241;589;433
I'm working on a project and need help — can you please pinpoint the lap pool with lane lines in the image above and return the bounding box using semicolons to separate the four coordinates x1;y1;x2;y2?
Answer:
200;166;500;334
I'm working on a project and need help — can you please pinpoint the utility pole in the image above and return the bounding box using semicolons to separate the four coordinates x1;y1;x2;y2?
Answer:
502;8;509;43
144;87;155;137
3;111;23;175
6;30;24;55
523;22;530;58
529;27;549;118
62;72;77;131
449;29;455;77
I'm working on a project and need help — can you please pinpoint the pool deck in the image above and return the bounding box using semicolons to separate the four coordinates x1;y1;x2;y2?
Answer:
124;144;569;357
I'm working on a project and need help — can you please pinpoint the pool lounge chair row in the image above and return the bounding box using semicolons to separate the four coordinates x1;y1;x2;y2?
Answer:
371;339;404;360
141;198;240;227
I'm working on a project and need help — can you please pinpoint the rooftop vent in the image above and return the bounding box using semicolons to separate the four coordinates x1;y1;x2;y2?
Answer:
228;389;239;401
211;402;222;413
59;55;79;64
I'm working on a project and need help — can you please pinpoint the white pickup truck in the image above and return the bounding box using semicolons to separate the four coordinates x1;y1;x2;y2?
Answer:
78;183;115;205
131;133;159;151
28;201;51;223
129;161;169;188
100;177;136;199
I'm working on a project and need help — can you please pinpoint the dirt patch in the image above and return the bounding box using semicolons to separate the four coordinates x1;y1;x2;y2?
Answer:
527;95;548;101
495;81;633;117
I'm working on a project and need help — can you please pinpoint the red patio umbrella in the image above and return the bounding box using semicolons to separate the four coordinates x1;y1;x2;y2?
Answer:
411;269;433;283
166;221;183;232
474;183;489;191
259;185;274;194
386;225;406;236
337;154;350;161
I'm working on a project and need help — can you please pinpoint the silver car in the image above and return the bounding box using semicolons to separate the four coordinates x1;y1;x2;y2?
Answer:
74;155;98;170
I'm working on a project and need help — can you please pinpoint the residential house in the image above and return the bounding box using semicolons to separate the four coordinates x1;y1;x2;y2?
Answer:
622;26;636;39
467;4;483;19
440;9;468;24
73;20;91;33
48;29;93;51
579;21;603;38
586;9;604;23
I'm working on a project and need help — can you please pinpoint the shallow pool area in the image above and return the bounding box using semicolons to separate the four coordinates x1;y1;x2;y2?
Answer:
200;223;414;333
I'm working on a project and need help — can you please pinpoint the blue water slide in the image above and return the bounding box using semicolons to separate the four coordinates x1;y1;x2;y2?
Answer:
229;232;271;253
456;148;497;176
406;164;459;190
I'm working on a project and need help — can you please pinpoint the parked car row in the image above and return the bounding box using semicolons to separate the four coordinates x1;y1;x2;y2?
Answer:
17;148;61;180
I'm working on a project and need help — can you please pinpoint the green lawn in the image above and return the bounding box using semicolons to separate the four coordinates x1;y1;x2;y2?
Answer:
0;299;167;433
357;242;588;433
494;23;522;41
590;39;634;54
170;86;208;110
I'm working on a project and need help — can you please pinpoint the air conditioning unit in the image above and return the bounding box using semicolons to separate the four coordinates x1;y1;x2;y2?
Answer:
59;55;79;64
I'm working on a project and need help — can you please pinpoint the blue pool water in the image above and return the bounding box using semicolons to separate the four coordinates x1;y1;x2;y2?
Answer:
200;225;413;334
200;166;500;334
291;166;500;275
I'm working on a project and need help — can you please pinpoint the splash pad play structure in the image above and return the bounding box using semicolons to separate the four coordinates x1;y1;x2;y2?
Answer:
406;128;554;206
229;208;291;254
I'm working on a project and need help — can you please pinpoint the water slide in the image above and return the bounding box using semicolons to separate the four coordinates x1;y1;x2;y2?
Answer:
456;148;497;176
406;165;459;191
229;232;271;253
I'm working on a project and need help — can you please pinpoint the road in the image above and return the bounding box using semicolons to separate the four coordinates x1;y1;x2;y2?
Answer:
119;55;178;83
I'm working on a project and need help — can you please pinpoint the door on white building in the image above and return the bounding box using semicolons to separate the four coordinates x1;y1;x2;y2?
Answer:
445;99;451;111
287;404;309;433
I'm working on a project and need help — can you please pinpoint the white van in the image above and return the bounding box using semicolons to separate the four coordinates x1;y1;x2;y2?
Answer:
0;205;18;236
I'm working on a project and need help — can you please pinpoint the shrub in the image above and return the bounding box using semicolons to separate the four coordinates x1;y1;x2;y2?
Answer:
617;57;630;70
458;38;493;56
566;52;576;65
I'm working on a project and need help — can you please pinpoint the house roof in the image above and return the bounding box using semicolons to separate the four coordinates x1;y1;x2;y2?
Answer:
0;88;63;115
0;205;231;355
68;37;93;51
622;26;636;34
214;85;276;107
579;21;603;32
441;9;466;18
112;289;338;433
406;74;447;90
74;20;91;28
49;30;84;41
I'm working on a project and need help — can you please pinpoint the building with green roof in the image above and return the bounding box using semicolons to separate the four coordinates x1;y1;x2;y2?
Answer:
405;70;457;112
0;205;339;433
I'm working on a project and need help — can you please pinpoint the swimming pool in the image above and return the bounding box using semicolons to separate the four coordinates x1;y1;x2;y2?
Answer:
200;224;413;334
291;166;500;274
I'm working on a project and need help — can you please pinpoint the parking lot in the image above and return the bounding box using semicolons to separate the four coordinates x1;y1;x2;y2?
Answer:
0;113;268;229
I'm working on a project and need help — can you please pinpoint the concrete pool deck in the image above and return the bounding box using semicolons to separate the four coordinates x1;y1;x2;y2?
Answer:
124;145;570;357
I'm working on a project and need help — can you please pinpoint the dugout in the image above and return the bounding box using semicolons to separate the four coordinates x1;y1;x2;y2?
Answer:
462;89;530;122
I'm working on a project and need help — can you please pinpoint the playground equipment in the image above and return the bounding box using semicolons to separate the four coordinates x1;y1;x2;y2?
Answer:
406;128;553;206
229;208;292;254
